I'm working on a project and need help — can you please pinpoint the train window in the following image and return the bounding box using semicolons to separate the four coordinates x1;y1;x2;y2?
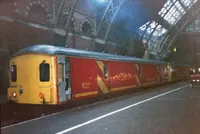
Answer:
58;63;64;82
40;63;50;82
138;65;141;76
65;58;70;72
11;65;17;82
103;66;108;79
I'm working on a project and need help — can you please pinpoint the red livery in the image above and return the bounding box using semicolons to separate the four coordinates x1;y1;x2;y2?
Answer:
189;67;200;88
7;45;189;105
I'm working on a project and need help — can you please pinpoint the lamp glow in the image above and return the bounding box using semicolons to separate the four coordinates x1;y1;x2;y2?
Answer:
97;0;105;3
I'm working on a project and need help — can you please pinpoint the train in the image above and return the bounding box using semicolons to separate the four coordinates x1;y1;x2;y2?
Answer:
7;44;189;105
189;66;200;88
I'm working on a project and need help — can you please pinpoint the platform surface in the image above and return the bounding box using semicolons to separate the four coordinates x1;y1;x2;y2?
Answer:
2;82;200;134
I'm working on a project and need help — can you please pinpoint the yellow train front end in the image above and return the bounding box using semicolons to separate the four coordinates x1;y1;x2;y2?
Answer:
8;54;58;105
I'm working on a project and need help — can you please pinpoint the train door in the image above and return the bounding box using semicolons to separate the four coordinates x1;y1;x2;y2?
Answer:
57;56;71;103
167;64;172;82
157;65;161;84
96;61;110;94
135;63;142;87
65;58;71;99
103;62;110;93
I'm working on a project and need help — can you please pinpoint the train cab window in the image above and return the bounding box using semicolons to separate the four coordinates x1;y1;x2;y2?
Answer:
40;63;50;82
103;66;108;79
11;65;17;82
189;67;200;75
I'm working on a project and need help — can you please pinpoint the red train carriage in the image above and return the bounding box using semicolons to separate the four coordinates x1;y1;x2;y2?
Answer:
7;44;189;105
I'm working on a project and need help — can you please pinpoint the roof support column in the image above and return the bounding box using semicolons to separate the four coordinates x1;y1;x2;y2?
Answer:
96;0;126;40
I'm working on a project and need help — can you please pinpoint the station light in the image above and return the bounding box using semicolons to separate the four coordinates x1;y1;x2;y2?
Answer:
97;0;105;3
12;92;17;97
173;48;177;52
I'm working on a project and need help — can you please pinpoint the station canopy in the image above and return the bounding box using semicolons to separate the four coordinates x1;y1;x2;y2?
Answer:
138;0;197;55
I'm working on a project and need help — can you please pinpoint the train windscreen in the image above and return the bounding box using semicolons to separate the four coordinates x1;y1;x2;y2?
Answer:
189;67;200;75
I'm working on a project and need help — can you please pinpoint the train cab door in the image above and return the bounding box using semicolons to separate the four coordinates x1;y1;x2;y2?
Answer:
57;56;71;103
65;58;71;100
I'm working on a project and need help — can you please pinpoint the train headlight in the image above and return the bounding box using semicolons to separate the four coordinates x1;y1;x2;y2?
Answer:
193;80;196;82
12;92;17;97
39;93;44;99
197;80;199;82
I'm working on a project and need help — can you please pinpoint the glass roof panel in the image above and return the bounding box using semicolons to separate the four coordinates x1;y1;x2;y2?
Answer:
139;22;149;31
156;25;167;36
181;0;198;8
139;0;197;53
139;21;167;37
158;0;187;25
181;0;191;7
139;21;157;35
139;21;168;53
177;2;185;12
186;19;200;32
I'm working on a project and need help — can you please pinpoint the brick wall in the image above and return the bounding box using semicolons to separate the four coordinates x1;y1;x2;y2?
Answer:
0;20;54;95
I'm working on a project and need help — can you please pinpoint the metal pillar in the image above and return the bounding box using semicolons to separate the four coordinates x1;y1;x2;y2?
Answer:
96;0;126;40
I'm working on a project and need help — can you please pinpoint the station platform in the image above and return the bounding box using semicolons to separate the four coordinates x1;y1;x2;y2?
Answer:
0;95;7;103
1;82;200;134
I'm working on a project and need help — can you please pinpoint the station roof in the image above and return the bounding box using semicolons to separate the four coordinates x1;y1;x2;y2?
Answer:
0;0;198;60
138;0;198;54
90;0;199;58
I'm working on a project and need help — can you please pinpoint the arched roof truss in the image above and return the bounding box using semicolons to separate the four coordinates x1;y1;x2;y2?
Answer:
139;0;199;59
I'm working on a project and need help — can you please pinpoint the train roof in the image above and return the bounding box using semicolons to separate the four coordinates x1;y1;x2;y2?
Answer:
14;44;168;64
